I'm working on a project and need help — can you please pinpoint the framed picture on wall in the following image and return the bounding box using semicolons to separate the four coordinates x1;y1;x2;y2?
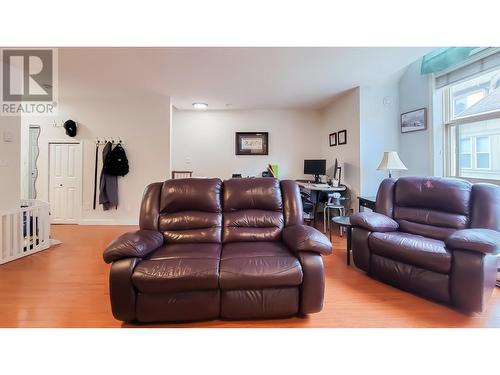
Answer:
329;132;337;146
401;108;427;133
235;132;269;155
338;129;347;145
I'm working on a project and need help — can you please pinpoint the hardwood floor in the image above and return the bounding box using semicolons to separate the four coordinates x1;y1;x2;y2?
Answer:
0;224;499;328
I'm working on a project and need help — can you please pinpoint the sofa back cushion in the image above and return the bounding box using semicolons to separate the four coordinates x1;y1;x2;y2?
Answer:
222;178;284;242
393;177;472;240
158;178;222;243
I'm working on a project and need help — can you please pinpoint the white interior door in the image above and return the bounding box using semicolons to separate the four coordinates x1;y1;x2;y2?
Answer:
49;142;82;224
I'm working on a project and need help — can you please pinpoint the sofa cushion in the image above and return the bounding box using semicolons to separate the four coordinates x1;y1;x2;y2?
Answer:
160;178;222;213
132;243;221;293
159;211;222;243
222;178;284;243
223;178;283;212
219;241;303;290
394;206;468;240
394;177;472;216
223;209;284;243
369;231;451;274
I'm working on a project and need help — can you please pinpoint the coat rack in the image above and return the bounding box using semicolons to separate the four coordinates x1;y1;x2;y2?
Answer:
95;137;124;146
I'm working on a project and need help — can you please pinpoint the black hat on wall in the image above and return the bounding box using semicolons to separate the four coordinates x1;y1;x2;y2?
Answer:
64;120;77;137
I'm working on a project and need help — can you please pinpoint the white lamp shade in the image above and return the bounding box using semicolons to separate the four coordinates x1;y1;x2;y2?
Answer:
377;151;407;171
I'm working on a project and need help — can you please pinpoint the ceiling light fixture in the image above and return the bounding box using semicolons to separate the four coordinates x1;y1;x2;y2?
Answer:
192;102;208;109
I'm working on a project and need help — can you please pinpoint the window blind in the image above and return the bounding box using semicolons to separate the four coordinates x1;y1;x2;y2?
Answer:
435;49;500;89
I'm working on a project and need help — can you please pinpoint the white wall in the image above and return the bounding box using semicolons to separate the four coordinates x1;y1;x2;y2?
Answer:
172;109;322;180
0;57;22;214
359;84;400;196
21;94;172;225
320;85;400;207
399;58;433;176
0;116;21;214
320;88;361;204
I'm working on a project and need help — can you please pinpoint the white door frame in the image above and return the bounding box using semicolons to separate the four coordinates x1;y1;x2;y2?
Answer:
47;139;83;224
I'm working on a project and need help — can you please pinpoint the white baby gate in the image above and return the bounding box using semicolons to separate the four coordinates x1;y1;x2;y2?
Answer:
0;200;51;265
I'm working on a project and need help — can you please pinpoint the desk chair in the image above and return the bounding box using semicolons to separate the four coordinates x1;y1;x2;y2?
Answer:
301;191;314;226
171;170;193;179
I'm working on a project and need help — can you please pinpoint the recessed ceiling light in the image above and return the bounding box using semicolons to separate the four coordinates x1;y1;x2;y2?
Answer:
192;102;208;109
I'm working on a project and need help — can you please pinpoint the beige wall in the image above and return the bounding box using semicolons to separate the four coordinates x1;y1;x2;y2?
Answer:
21;94;172;225
172;109;323;180
320;88;361;206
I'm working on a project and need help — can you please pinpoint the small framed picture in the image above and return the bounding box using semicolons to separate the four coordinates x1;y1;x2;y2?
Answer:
329;132;337;146
235;132;269;155
401;108;427;133
338;129;347;145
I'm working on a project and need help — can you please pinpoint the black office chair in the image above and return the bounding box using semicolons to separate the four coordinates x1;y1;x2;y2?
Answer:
300;191;314;225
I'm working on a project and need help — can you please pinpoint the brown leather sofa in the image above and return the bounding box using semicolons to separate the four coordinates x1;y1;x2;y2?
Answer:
103;177;332;323
351;176;500;313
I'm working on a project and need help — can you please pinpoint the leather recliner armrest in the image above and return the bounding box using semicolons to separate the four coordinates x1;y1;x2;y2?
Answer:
282;225;332;256
350;212;399;232
103;230;164;263
445;228;500;255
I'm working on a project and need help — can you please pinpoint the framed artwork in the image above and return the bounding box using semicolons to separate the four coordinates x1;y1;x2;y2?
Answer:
338;129;347;145
235;132;269;155
329;132;337;146
401;108;427;133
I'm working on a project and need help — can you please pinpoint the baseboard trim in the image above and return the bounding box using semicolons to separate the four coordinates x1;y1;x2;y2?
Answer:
78;219;139;226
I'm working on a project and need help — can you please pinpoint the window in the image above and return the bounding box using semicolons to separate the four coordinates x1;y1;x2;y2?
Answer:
444;67;500;181
460;138;471;169
475;136;490;169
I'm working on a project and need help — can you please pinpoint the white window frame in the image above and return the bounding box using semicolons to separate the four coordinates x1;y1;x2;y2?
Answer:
443;72;500;183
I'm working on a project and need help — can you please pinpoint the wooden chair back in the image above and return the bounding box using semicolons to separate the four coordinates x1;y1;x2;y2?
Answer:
171;170;193;179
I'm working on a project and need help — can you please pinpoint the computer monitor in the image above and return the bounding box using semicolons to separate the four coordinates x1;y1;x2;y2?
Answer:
304;159;326;183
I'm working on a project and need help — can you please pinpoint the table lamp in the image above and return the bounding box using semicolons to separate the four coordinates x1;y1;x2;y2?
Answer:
377;151;407;178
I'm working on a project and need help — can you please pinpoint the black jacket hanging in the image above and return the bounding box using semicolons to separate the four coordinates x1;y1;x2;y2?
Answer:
99;142;118;210
105;144;129;177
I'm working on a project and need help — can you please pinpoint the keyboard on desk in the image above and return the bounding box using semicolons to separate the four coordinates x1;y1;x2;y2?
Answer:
312;183;330;188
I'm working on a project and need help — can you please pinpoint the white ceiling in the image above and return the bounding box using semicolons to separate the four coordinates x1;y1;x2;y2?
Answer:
58;47;433;110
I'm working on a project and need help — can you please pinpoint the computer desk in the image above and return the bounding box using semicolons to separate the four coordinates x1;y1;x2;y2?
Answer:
296;181;347;228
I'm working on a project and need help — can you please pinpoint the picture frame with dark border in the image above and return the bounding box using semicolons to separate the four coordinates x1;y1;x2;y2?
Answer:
235;132;269;155
337;129;347;145
329;132;337;146
401;108;427;133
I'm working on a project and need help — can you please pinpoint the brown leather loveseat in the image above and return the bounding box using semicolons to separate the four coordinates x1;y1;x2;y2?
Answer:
351;176;500;313
103;177;332;323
